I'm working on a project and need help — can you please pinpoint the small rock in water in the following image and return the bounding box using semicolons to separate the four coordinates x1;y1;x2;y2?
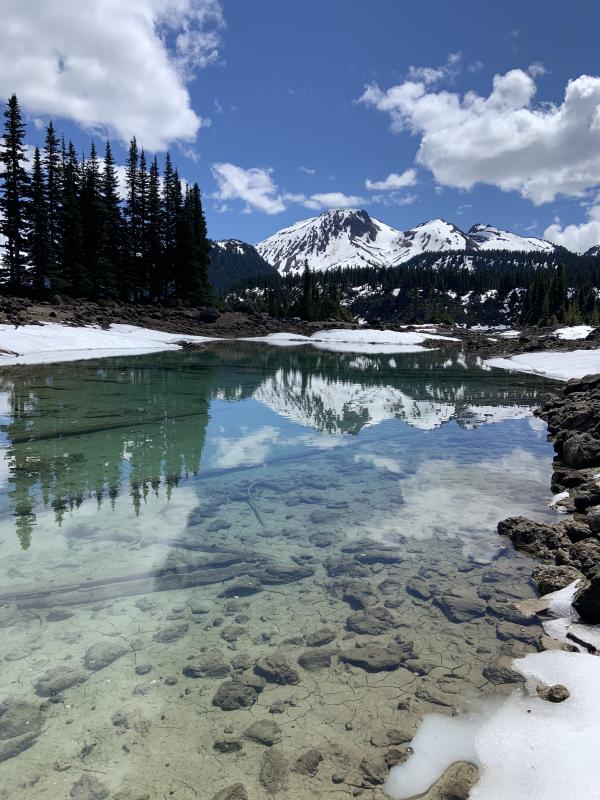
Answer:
221;625;247;643
212;681;258;711
35;666;88;697
244;719;282;746
434;594;485;623
211;784;248;800
346;606;395;635
213;738;243;753
293;749;323;776
254;653;300;685
84;641;128;671
297;650;332;671
46;609;74;622
69;774;109;800
134;663;152;676
304;627;336;647
360;754;388;786
152;622;189;643
220;576;262;597
260;749;287;794
183;650;230;679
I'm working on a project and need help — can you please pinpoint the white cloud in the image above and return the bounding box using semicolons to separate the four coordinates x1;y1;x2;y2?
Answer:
0;0;224;151
407;52;462;85
370;192;418;207
527;62;548;78
299;166;316;175
365;168;417;191
359;69;600;204
297;192;365;210
211;163;286;214
544;205;600;253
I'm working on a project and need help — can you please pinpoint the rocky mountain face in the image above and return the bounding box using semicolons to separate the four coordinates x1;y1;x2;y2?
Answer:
255;209;557;275
209;239;279;294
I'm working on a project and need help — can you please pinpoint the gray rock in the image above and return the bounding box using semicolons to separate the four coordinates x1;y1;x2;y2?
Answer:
183;650;230;679
212;681;258;710
587;505;600;534
531;564;585;595
563;433;600;468
254;653;299;685
406;577;432;601
304;627;336;647
211;784;248;800
339;643;406;672
35;666;88;697
346;606;395;635
220;577;262;597
293;749;323;776
360;754;387;786
244;719;282;746
569;538;600;576
152;622;189;643
84;640;128;671
482;658;525;685
354;547;402;565
0;699;44;740
536;683;570;703
260;749;287;794
498;517;570;559
69;774;109;800
573;566;600;622
46;609;74;622
297;650;332;671
134;664;152;676
221;625;247;643
213;739;243;753
435;594;484;623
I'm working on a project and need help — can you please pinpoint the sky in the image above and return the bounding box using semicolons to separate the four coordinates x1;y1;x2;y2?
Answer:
3;0;600;250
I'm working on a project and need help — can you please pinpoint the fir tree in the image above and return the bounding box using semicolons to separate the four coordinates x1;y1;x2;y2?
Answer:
146;155;163;301
80;142;104;298
27;146;50;290
58;141;85;295
43;121;62;281
0;94;30;289
123;137;139;299
136;148;149;298
100;140;122;297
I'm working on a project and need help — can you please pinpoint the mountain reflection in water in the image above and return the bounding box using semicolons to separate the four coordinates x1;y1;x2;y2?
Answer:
0;342;554;548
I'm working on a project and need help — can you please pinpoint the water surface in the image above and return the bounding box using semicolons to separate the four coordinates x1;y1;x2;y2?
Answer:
0;343;559;799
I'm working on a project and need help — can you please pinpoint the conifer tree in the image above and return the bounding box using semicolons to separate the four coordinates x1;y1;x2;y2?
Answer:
123;137;139;298
80;142;103;297
146;155;163;301
137;148;149;298
161;152;178;298
28;146;50;290
100;140;122;297
58;141;85;295
43;121;62;279
0;94;29;289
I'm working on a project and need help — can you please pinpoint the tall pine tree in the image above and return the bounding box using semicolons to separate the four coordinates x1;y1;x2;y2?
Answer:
27;146;50;291
0;94;29;290
43;121;62;281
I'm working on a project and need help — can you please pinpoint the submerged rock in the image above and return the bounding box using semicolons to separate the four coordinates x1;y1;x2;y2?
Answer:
260;749;287;794
304;627;336;647
340;643;407;672
35;666;88;697
84;640;128;671
406;577;432;601
346;606;395;635
152;622;189;643
531;564;585;595
69;774;109;800
183;650;230;679
360;754;388;786
434;594;485;623
0;699;45;763
297;650;332;671
212;681;258;710
244;719;282;746
219;576;262;597
213;738;243;753
293;749;323;776
254;653;299;685
211;785;248;800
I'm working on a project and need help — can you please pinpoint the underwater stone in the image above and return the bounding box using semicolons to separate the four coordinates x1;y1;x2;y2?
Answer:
244;719;282;746
211;783;248;800
340;643;406;672
298;650;332;671
434;594;485;623
304;627;336;647
213;738;243;753
346;606;395;635
219;576;262;597
84;640;128;671
293;749;323;776
254;653;300;685
69;774;109;800
35;666;88;697
183;650;230;679
152;621;189;643
260;749;287;794
212;681;258;710
221;625;247;643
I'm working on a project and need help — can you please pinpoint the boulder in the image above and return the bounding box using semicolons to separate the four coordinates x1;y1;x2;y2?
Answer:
573;567;600;622
406;577;432;601
339;643;407;672
183;650;230;679
563;433;600;468
435;594;484;623
587;505;600;534
304;627;336;647
498;517;569;559
219;577;262;597
568;538;600;576
35;666;88;697
152;622;189;643
536;683;570;703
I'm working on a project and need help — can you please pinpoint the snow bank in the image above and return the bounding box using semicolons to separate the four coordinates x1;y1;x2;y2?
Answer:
387;650;600;800
0;322;218;366
485;349;600;381
554;325;594;340
244;328;460;354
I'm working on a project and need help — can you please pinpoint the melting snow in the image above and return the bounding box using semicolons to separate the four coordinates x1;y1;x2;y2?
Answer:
486;350;600;381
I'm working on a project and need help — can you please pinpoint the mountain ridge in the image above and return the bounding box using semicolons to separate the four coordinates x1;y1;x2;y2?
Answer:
255;208;559;275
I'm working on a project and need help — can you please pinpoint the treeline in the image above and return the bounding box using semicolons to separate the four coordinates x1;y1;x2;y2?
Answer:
0;94;212;304
233;250;600;326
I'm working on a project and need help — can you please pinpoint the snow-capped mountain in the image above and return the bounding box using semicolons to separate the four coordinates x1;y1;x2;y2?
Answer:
209;239;278;293
255;209;557;275
584;244;600;257
467;224;555;253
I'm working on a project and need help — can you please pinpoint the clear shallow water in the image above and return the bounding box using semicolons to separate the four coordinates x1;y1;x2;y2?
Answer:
0;343;559;799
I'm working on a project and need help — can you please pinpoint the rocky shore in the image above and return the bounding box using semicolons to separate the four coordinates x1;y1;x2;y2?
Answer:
498;373;600;629
0;294;598;358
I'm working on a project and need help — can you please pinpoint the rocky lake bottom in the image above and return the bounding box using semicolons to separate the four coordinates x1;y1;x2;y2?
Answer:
0;344;561;799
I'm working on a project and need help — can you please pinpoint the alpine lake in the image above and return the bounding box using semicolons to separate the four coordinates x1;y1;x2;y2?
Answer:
0;341;560;800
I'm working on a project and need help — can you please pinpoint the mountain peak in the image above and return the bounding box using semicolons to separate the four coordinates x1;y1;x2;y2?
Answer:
256;213;557;275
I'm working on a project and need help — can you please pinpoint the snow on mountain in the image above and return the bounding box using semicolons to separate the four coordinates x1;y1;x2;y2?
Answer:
256;209;557;275
255;208;399;274
468;224;555;253
584;244;600;257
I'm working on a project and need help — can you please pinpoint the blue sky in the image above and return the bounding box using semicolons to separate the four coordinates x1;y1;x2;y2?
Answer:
3;0;600;249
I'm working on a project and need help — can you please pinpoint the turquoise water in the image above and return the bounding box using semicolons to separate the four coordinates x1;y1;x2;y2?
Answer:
0;343;558;799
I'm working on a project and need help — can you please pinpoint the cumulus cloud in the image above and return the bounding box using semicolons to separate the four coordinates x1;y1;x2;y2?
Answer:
407;52;462;85
298;192;365;210
544;205;600;253
211;163;286;214
0;0;224;150
359;69;600;204
370;192;418;207
365;169;417;191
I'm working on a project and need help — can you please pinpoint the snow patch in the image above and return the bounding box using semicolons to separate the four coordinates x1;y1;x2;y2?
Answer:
554;325;594;340
485;349;600;381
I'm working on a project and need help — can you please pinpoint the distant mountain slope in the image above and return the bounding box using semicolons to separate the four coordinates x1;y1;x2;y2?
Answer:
209;239;279;294
255;209;558;275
